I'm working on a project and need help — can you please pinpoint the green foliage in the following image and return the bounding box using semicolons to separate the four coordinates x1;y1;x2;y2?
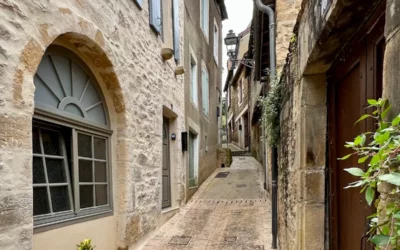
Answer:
340;99;400;249
77;239;95;250
259;77;282;147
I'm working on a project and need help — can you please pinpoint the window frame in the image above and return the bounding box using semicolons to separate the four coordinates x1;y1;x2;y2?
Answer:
201;64;210;116
33;113;113;229
213;19;219;65
190;50;198;107
200;0;209;41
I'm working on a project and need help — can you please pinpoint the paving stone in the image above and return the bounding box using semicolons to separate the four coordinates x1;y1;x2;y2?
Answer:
140;156;272;250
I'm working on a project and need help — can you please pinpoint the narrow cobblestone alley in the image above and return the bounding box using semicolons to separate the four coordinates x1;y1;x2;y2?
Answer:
141;156;272;250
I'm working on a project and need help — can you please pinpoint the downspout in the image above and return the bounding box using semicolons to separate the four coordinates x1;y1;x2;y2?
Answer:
253;0;277;249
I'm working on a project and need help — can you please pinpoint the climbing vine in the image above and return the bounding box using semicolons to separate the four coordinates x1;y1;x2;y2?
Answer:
259;76;282;147
340;99;400;249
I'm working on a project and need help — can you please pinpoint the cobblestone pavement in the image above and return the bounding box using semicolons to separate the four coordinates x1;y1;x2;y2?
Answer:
140;156;273;250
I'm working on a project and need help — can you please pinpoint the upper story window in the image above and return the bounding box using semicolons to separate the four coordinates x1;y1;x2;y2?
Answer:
33;46;111;228
213;21;219;64
200;0;209;39
190;55;198;106
172;0;180;62
201;64;209;116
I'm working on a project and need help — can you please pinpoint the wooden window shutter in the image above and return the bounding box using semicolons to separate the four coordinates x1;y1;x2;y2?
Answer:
149;0;162;34
173;0;180;62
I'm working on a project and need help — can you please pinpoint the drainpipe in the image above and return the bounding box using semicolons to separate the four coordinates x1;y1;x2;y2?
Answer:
253;0;277;249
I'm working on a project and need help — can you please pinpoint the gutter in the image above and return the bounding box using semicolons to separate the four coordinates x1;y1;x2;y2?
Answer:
253;0;277;249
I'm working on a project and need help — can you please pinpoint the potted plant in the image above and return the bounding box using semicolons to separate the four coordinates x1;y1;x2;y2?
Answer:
77;239;95;250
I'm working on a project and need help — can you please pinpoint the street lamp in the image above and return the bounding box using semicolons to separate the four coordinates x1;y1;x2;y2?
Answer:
224;30;254;69
224;30;239;61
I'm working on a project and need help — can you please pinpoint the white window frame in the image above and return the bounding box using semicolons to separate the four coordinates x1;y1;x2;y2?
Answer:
213;19;219;64
200;0;209;41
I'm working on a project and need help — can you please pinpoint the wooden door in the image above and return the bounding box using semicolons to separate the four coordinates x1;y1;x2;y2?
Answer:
328;12;385;250
162;117;171;208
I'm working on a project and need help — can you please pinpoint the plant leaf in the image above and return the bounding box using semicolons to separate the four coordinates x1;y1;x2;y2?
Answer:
355;114;372;124
360;134;366;146
365;187;375;206
358;155;369;164
367;99;378;105
344;168;365;177
344;181;364;189
370;234;390;246
379;173;400;186
338;154;352;160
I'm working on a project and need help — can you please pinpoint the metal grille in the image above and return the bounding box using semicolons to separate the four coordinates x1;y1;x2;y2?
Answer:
215;172;230;178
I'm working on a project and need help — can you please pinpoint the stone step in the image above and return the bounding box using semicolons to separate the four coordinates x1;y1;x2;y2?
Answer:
231;151;252;157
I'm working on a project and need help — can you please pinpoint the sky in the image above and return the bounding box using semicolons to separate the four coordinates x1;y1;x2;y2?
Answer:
221;0;254;93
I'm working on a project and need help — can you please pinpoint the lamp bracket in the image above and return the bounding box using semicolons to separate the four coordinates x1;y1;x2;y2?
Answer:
231;59;255;69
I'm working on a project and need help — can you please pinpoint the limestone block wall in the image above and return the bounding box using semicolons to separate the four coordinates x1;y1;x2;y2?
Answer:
275;0;302;74
0;0;185;249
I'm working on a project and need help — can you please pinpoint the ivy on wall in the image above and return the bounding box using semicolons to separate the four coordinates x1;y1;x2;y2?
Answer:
259;77;282;147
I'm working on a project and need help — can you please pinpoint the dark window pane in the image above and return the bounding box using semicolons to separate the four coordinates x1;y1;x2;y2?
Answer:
50;186;70;212
33;157;46;183
46;158;66;183
33;187;50;216
79;160;93;182
95;185;108;206
41;129;61;156
32;127;41;154
80;185;94;208
95;161;107;182
94;137;106;160
78;134;92;158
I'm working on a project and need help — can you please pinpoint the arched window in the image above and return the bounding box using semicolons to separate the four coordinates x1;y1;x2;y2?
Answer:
32;46;112;228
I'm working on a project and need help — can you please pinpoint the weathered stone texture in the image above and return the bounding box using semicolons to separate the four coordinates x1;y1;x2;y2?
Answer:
0;0;186;249
276;23;327;249
275;0;302;74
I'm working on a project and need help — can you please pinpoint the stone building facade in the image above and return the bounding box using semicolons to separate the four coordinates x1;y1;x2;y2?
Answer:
183;0;227;199
254;0;400;249
224;28;251;150
0;0;201;249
